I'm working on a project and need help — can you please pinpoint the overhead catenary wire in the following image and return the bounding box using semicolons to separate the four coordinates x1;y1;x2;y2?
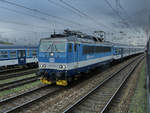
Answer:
104;0;141;36
0;18;52;29
116;0;131;18
115;0;140;32
0;0;85;27
0;0;108;31
59;0;116;32
0;6;77;29
115;0;141;22
104;0;129;27
48;0;83;17
47;0;98;30
0;0;97;30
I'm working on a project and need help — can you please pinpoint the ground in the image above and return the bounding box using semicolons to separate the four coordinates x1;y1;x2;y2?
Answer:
129;62;147;113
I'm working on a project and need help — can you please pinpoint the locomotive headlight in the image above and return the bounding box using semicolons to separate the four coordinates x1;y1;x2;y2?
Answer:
43;64;46;68
62;65;66;69
39;64;46;68
39;64;43;68
59;65;67;69
59;65;63;69
50;52;54;56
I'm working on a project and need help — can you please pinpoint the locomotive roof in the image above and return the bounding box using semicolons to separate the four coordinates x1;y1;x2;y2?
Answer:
41;36;114;46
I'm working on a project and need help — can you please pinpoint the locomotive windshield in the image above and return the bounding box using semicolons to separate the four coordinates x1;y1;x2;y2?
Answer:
39;40;66;52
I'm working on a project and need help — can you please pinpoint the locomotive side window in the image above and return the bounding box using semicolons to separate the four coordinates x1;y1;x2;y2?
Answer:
83;46;89;54
10;51;17;58
0;51;8;58
83;45;111;55
74;44;77;52
68;43;72;52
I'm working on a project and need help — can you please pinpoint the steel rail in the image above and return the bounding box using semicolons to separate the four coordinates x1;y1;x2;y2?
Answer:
62;55;144;113
0;85;62;113
0;76;39;91
0;75;39;87
0;65;37;74
0;85;47;104
100;56;144;113
0;68;37;80
0;67;22;73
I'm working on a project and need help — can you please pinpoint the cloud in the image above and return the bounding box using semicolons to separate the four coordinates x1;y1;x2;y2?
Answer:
0;0;149;45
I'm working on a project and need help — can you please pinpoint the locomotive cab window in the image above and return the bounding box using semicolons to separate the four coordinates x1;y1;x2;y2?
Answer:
39;40;66;52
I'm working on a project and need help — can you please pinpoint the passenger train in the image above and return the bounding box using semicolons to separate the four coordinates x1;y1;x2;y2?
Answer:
0;45;38;68
38;30;144;86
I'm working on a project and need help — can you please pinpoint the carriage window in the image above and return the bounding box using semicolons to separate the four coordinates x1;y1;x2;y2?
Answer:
68;43;72;52
114;48;121;55
32;50;37;57
0;51;8;58
10;51;16;58
26;50;30;57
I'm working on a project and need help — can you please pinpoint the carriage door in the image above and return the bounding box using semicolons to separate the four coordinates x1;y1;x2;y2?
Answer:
18;50;26;65
121;48;123;59
74;43;78;69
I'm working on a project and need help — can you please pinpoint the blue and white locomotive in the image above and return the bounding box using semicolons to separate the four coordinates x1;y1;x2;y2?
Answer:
38;30;144;86
0;45;38;68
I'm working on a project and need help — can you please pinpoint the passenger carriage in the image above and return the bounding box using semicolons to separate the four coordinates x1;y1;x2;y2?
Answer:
113;44;144;60
0;45;38;67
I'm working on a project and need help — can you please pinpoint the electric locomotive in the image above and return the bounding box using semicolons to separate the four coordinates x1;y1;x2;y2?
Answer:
38;30;114;86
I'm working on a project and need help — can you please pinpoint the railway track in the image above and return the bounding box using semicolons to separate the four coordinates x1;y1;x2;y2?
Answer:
0;67;23;74
0;76;39;91
0;68;37;80
0;85;61;113
62;55;144;113
0;64;38;74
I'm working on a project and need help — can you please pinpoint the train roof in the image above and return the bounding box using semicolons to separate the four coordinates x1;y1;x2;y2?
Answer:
41;30;144;49
0;44;38;49
112;43;144;48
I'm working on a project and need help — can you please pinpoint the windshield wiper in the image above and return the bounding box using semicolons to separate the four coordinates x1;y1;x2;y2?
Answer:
54;44;59;52
46;44;52;52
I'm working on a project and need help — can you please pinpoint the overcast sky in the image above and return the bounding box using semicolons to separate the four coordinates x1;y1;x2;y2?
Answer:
0;0;149;46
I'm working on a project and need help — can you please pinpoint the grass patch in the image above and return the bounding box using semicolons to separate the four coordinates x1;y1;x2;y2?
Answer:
0;73;36;84
0;41;13;45
0;81;41;98
129;64;147;113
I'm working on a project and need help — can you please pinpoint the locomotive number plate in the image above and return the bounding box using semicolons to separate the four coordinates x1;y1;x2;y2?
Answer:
49;58;55;62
